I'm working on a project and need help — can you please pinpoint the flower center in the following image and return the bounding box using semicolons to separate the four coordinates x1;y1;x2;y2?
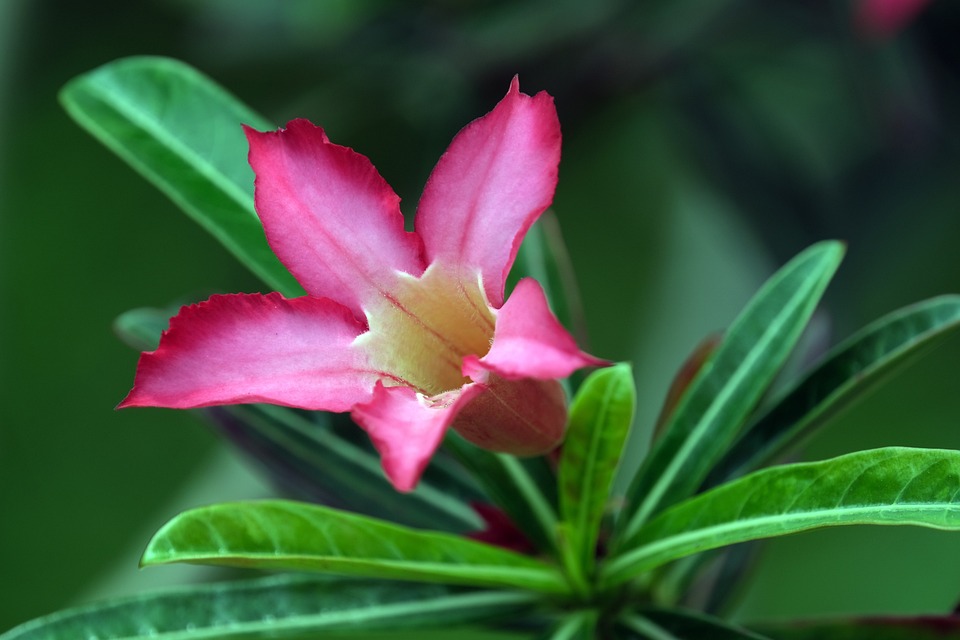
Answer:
356;262;496;396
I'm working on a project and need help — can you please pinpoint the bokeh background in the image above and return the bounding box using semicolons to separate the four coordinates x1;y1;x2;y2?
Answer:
2;0;960;631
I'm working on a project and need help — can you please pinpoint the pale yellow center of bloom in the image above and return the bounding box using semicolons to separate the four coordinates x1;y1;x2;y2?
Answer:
355;263;495;396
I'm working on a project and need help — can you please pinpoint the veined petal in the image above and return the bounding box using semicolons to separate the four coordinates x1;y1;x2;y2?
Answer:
356;263;495;397
415;77;561;308
119;293;375;411
463;278;607;382
352;382;486;492
451;374;568;456
246;120;425;318
856;0;931;37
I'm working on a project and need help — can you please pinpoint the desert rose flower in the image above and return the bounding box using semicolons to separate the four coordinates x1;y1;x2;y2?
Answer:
120;78;605;491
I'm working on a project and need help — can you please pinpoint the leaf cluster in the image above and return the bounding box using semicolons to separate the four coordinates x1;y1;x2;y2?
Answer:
6;57;960;640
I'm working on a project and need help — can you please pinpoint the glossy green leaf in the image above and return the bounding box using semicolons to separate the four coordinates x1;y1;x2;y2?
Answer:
558;364;636;579
708;295;960;486
445;435;559;555
604;447;960;588
619;241;844;542
60;56;302;295
0;574;536;640
654;296;960;608
544;610;599;640
113;306;173;351
142;500;567;594
756;615;960;639
621;610;770;639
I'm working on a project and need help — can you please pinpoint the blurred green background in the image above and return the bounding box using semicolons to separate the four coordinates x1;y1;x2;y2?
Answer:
2;0;960;631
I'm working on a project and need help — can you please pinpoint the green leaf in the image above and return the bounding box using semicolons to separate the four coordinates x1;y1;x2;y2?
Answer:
618;241;844;542
603;447;960;588
756;615;960;639
142;500;568;595
60;56;302;295
0;574;536;640
445;435;560;555
113;305;173;351
707;295;960;486
558;364;636;580
621;610;771;639
653;297;960;607
544;610;599;640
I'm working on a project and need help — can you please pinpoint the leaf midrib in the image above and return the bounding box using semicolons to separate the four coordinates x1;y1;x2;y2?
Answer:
145;552;566;592
89;72;256;217
606;500;960;585
625;262;823;537
571;374;621;547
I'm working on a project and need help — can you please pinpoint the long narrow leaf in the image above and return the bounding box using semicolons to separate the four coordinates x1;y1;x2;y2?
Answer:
544;611;599;640
656;296;960;596
604;447;960;588
0;574;536;640
60;56;301;295
558;364;636;579
707;295;960;486
655;300;960;608
619;241;844;541
142;500;568;594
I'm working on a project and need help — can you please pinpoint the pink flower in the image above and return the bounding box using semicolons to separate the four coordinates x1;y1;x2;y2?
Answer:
856;0;932;38
120;78;605;491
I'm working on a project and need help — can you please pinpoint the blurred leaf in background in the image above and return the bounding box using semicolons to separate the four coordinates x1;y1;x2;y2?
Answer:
2;0;960;631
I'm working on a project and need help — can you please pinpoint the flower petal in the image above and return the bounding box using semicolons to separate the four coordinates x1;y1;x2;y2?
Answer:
246;120;425;318
351;382;486;491
463;278;607;382
119;293;375;411
415;77;561;308
451;374;568;456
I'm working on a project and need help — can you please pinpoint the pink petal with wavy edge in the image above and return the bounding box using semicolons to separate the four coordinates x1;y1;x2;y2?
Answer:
463;278;607;383
352;382;486;491
415;77;561;308
119;293;376;411
246;120;425;318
